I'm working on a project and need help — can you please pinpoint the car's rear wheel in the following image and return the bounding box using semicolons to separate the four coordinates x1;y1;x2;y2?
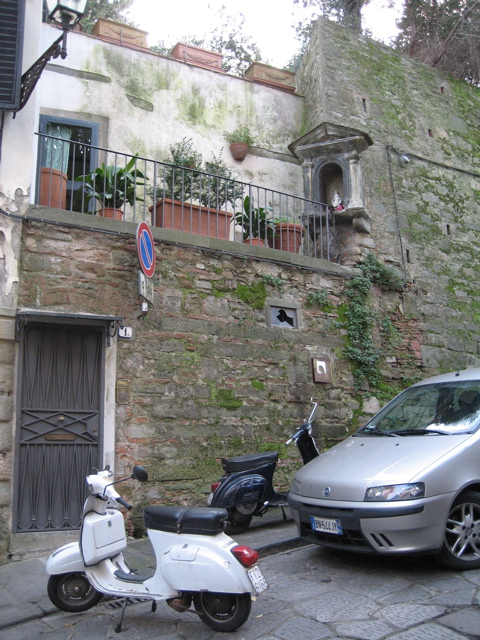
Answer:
440;491;480;570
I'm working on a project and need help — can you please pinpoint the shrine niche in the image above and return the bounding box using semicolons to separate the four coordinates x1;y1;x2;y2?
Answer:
289;123;373;264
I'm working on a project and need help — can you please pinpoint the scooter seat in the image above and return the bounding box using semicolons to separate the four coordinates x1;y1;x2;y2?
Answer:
221;451;278;473
143;505;228;535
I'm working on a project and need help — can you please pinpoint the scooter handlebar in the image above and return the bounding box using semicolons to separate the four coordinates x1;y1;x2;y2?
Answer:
115;497;133;511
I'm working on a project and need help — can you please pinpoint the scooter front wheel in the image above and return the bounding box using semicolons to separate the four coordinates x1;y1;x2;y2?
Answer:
47;572;103;612
193;591;251;632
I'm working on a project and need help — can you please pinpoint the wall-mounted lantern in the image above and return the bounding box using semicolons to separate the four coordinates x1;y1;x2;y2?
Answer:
18;0;87;111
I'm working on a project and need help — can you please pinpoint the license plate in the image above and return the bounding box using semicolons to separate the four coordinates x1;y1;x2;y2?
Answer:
206;492;213;506
310;516;343;535
248;565;269;596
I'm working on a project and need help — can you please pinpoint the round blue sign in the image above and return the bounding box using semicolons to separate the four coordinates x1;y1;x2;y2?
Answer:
136;222;156;278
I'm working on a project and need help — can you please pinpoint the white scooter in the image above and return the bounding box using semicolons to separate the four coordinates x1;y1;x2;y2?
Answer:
46;465;268;633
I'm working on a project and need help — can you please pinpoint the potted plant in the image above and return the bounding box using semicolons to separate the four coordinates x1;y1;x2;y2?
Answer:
149;140;236;240
234;196;275;246
224;126;255;162
76;156;146;219
273;216;305;254
39;129;70;210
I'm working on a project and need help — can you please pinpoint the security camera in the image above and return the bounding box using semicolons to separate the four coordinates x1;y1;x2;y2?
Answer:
400;154;410;165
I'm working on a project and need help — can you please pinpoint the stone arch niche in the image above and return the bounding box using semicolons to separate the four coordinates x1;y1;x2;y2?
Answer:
289;123;373;264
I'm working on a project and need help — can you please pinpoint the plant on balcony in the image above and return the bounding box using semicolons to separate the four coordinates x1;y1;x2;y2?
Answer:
162;137;203;202
272;214;305;254
202;151;242;209
149;141;237;240
224;125;254;161
76;156;146;219
234;196;275;246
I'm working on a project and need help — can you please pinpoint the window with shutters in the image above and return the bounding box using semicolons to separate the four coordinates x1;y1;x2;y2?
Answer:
0;0;25;111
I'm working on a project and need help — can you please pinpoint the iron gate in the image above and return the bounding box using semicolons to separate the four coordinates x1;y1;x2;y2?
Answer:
15;322;104;532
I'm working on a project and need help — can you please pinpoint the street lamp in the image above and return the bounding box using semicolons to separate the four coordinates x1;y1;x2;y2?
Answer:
18;0;88;111
45;0;88;58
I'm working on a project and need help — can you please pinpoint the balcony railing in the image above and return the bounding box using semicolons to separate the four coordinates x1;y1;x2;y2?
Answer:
35;133;340;262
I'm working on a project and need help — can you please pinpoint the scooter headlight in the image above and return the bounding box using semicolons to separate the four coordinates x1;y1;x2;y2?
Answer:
364;483;425;501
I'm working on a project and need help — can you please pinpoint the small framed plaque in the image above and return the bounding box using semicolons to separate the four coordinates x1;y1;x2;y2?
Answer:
312;358;332;383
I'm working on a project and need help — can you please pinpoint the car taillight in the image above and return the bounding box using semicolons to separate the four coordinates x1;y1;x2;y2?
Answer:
211;481;221;492
231;545;258;567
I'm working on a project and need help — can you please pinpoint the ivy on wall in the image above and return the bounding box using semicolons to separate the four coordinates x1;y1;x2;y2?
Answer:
340;253;404;389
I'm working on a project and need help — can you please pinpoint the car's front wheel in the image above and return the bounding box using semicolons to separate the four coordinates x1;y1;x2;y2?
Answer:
440;490;480;570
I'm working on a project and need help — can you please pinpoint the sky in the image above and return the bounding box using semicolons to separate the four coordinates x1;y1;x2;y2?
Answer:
129;0;403;69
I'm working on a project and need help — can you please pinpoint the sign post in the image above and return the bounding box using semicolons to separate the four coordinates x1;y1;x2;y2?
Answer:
136;222;156;305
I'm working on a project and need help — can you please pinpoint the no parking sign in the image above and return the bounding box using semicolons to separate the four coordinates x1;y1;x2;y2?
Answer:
136;221;156;278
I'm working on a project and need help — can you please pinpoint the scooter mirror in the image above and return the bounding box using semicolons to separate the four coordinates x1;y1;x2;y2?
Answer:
131;465;148;482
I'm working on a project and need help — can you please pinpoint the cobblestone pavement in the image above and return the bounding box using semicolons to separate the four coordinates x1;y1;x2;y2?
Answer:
2;543;480;640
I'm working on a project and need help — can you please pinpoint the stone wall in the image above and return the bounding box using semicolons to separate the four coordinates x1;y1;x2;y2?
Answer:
297;18;480;371
14;211;425;531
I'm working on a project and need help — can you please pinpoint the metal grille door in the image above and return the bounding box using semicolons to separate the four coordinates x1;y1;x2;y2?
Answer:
15;323;104;532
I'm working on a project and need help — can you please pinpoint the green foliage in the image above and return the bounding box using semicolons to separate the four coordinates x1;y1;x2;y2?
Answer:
79;0;135;34
340;255;408;389
149;41;171;56
224;126;255;146
306;290;329;307
359;253;404;288
261;275;285;291
380;316;400;346
251;379;265;390
394;0;480;84
343;279;381;389
204;8;264;75
235;196;275;242
293;0;366;32
150;139;241;208
76;156;146;210
202;150;242;209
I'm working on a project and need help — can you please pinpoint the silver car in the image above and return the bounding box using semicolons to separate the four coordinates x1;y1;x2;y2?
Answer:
288;368;480;570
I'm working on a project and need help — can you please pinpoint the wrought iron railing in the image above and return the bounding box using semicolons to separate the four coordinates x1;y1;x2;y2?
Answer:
35;133;340;262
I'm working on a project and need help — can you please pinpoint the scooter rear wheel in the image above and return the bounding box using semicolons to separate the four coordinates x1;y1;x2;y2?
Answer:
193;591;251;632
225;504;256;535
47;572;103;612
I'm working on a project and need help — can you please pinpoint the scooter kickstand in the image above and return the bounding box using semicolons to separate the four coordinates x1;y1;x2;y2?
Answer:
281;505;287;521
115;598;128;633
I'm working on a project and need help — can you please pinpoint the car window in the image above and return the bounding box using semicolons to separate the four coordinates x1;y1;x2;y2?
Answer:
357;381;480;436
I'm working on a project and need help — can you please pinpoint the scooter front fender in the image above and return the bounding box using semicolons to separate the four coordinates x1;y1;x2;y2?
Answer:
210;474;268;509
46;542;85;575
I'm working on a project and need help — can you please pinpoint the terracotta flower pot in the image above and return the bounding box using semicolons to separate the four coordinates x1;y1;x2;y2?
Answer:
274;222;305;254
229;143;249;161
149;198;233;239
244;237;265;247
98;207;123;220
39;168;67;210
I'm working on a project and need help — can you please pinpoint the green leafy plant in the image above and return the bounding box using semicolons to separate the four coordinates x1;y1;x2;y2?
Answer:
161;137;203;202
234;196;275;242
261;274;285;291
343;277;381;389
76;156;146;210
224;125;255;146
360;253;404;288
306;290;329;307
202;150;242;208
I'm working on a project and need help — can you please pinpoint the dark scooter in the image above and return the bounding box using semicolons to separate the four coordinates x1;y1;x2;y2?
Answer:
207;400;320;534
